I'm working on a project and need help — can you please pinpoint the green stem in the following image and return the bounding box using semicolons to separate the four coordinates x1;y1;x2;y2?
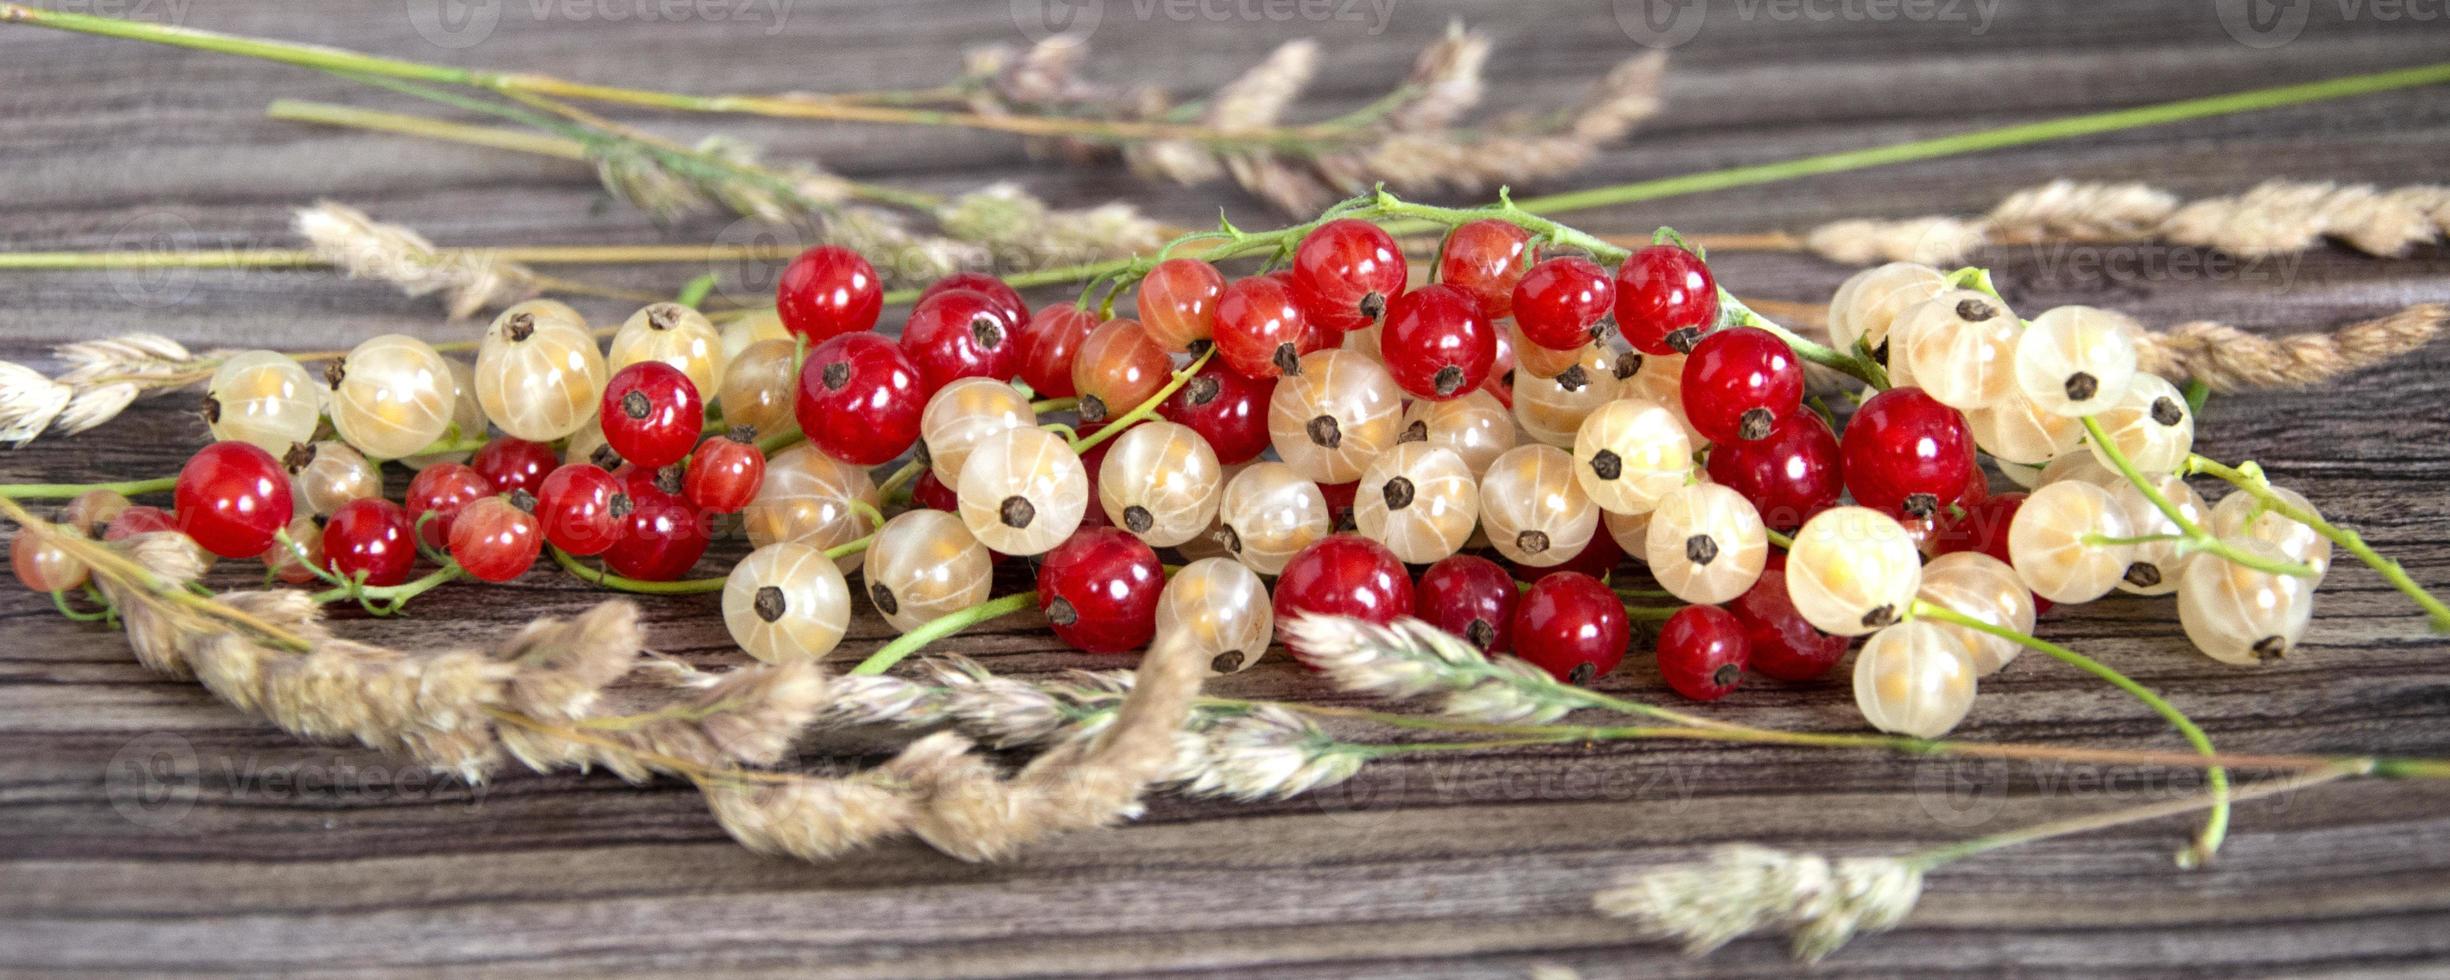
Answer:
1031;397;1080;415
2084;418;2318;580
0;476;178;500
1620;603;1683;622
1915;601;2230;867
1070;348;1216;454
675;274;717;309
1903;763;2362;872
825;533;875;562
312;562;464;614
549;546;726;594
849;593;1035;676
2186;455;2450;633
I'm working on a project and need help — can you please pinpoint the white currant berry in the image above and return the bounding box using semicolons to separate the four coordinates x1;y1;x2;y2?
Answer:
203;350;323;454
285;440;381;517
956;425;1087;557
1829;262;1948;359
2177;538;2317;666
1353;442;1478;564
2014;306;2138;418
720;309;791;363
745;445;879;571
1479;444;1599;568
477;300;608;442
1644;483;1768;605
2208;486;2332;585
1572;396;1692;516
1603;508;1652;560
1787;506;1923;636
327;333;455;460
1214;461;1328;576
1892;289;2021;411
2106;474;2207;596
863;510;992;632
609;302;727;398
403;359;484;470
1968;387;2085;465
1513;345;1617;448
1099;419;1224;548
1155;557;1274;674
2085;373;2194;475
723;542;850;662
920;376;1035;485
1399;389;1516;477
717;339;798;440
1915;551;2038;675
2008;480;2134;604
1614;351;1705;447
1268;348;1403;483
1853;621;1979;738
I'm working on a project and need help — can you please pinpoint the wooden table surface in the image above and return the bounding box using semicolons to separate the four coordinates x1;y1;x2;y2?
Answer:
5;1;2450;975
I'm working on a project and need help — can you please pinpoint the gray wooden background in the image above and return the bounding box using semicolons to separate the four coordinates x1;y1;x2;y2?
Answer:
5;1;2450;975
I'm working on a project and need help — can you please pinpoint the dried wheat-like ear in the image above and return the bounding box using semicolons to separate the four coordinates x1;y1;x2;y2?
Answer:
2137;302;2447;392
498;658;831;782
295;201;539;319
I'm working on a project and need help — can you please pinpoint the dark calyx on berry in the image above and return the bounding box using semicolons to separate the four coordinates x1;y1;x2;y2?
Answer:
1382;476;1415;510
1861;603;1898;628
999;495;1037;528
1046;596;1079;626
729;424;757;444
323;361;347;389
504;312;536;342
2151;397;2185;426
1400;420;1428;442
507;488;538;513
1358;292;1387;321
1556;365;1589;392
969;314;1006;350
1124;505;1154;533
1956;298;1996;322
1184;375;1221;405
1684;534;1719;566
821;362;851;390
1465;618;1496;650
1738;408;1776;441
2064;371;2099;402
1614;352;1643;380
592;445;625;471
652;465;684;495
283;442;317;473
1272;343;1303;376
754;585;788;622
1665;327;1702;354
608;492;635;519
1210;650;1245;673
1588;449;1622;481
1517;530;1550;554
1078;394;1110;423
199;394;222;425
1186;338;1215;358
1567;662;1596;686
1215;524;1242;553
1903;492;1940;519
870;582;900;616
1712;663;1741;687
621;390;653;420
2124;562;2163;589
1432;365;1465;397
2252;636;2288;661
647;305;682;330
1307;415;1342;448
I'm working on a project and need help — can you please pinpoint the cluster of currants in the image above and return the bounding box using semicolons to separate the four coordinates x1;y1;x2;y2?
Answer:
9;220;2342;747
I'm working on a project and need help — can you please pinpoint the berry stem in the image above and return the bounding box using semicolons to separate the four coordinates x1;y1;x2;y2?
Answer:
1069;348;1216;455
847;593;1035;676
2186;454;2450;633
2084;417;2319;580
549;546;726;595
312;562;465;615
1913;600;2231;867
0;476;178;500
1900;762;2359;873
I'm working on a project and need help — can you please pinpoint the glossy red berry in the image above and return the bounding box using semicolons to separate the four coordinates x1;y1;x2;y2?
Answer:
1840;386;1978;520
405;462;493;550
1290;218;1407;333
1931;491;2025;566
1274;534;1414;658
1511;572;1631;684
471;437;558;497
1681;326;1803;443
173;441;294;558
324;498;417;587
918;271;1028;328
1511;256;1616;351
1705;411;1843;532
1036;527;1166;653
448;493;542;583
900;288;1021;393
104;506;178;542
600;361;704;470
1212;274;1315;380
911;469;959;511
795;331;924;466
683;434;765;514
1136;257;1227;353
1158;358;1274;465
602;482;708;581
1415;554;1519;652
535;463;627;556
1657;604;1750;701
1071;318;1173;422
1727;567;1850;681
1614;244;1718;355
1436;219;1533;320
776;244;882;342
1317;480;1358;533
1380;284;1499;401
1015;305;1099;399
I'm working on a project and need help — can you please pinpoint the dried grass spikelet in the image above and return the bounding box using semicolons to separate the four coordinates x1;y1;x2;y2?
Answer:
932;183;1165;265
2;333;230;447
294;201;538;319
498;657;829;782
1592;845;1925;962
2136;302;2447;392
1984;180;2180;243
1174;703;1369;802
0;361;75;447
1802;216;1987;268
1284;613;1576;725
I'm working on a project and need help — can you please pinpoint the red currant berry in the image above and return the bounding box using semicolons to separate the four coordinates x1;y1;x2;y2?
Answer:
1380;283;1499;401
1290;218;1407;333
918;271;1028;328
1212;274;1316;380
173;441;294;558
535;463;627;556
1158;358;1274;465
776;245;882;342
1072;318;1173;423
1015;305;1099;399
795;332;924;466
1680;326;1802;443
471;437;558;497
1932;490;2034;606
1274;534;1413;658
1840;386;1977;521
900;288;1021;393
911;468;959;511
1705;411;1842;532
1415;554;1518;652
1511;256;1616;351
448;493;542;583
1436;219;1533;320
601;361;704;470
1657;604;1750;701
683;433;765;514
1727;567;1849;681
324;498;417;587
1317;480;1358;533
1036;527;1165;653
603;482;708;581
1136;257;1227;353
1614;244;1718;355
405;462;492;550
105;506;177;542
1512;571;1631;684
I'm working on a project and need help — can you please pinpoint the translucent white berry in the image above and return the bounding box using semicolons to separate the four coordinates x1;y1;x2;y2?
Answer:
723;542;850;662
1572;397;1693;516
1353;442;1478;564
1853;621;1979;738
2014;306;2138;418
203;350;322;454
1479;444;1599;568
2007;480;2134;604
1787;506;1922;636
1644;483;1768;605
1915;551;2037;675
2178;539;2317;666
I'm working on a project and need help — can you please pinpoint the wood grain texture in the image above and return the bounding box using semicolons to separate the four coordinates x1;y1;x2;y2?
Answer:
4;1;2450;975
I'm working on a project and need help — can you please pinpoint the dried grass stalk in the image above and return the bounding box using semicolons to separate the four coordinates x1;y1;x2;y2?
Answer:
1593;845;1924;962
2137;302;2447;392
295;201;539;319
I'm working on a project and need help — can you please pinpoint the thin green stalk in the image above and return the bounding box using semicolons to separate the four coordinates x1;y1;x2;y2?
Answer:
825;533;875;562
2186;455;2450;633
848;593;1035;676
549;546;726;595
1914;601;2230;867
2085;418;2317;580
1903;763;2362;872
0;476;178;500
311;562;464;614
1070;348;1215;454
